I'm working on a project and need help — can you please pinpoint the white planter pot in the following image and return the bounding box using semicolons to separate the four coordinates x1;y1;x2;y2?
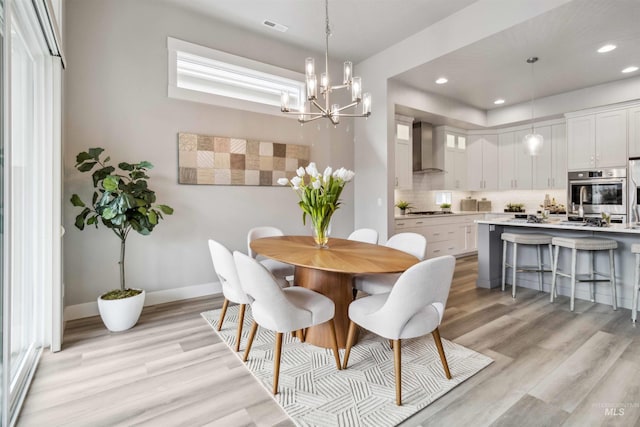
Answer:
97;289;145;332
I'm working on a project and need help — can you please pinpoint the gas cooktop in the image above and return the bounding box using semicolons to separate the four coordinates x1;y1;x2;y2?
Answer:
407;211;454;215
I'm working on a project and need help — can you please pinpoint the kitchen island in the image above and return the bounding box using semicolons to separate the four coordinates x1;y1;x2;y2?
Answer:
476;217;640;310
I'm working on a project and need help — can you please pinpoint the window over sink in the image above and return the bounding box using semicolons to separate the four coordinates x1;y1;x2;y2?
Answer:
435;191;452;206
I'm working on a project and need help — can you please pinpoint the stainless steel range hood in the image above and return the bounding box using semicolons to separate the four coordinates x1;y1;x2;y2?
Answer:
412;122;443;173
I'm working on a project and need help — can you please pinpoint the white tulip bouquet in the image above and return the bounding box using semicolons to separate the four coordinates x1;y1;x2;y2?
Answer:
278;162;355;247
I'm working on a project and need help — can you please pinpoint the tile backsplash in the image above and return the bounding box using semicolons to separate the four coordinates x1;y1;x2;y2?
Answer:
395;173;566;214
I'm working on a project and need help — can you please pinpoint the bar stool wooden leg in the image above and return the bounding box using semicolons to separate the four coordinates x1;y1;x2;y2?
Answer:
536;245;543;291
570;248;577;312
502;240;507;292
609;249;617;310
512;243;518;298
633;253;640;323
551;245;559;303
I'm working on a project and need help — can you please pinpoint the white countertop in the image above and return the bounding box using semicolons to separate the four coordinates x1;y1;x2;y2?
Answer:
476;216;640;235
394;211;488;220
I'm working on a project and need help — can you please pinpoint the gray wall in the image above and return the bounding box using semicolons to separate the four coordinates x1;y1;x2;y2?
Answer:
63;0;354;305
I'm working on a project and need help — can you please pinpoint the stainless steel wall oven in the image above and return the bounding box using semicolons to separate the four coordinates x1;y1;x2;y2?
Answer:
567;168;626;221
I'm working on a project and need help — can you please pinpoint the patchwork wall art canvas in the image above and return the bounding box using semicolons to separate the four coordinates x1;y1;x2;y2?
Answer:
178;133;310;186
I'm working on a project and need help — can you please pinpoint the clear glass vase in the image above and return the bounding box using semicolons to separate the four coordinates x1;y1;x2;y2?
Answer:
311;217;332;248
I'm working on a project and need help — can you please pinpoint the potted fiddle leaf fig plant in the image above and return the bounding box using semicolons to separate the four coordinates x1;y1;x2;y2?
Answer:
70;148;174;332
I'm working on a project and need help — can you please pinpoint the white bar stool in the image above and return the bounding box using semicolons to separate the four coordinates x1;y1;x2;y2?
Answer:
550;237;617;312
501;233;553;298
632;243;640;322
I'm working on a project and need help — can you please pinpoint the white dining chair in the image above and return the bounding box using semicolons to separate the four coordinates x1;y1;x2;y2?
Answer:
247;226;295;286
353;232;426;296
208;239;252;352
347;228;379;244
233;251;342;395
343;255;456;406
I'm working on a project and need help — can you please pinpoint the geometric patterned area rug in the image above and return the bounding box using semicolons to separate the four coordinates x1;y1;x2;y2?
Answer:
202;305;492;427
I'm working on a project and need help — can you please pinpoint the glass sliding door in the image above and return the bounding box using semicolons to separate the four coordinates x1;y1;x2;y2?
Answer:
5;0;50;423
0;0;4;423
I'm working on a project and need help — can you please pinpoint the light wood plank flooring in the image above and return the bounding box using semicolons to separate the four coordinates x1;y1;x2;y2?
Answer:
18;256;640;426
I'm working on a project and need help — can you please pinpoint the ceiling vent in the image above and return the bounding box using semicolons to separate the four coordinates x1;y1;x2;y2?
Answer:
263;20;288;33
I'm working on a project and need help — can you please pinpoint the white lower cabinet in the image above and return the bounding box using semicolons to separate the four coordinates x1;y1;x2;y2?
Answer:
394;214;483;259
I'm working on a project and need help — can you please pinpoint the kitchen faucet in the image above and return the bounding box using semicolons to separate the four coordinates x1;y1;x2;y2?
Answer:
578;186;587;217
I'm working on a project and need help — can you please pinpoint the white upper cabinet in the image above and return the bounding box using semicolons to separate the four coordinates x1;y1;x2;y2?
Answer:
551;123;567;189
499;130;532;190
466;133;498;191
394;115;413;190
595;110;627;167
528;122;567;190
434;127;467;190
629;105;640;158
532;126;553;190
567;108;627;170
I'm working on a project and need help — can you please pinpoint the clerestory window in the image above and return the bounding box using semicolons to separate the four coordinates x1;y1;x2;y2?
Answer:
168;37;305;116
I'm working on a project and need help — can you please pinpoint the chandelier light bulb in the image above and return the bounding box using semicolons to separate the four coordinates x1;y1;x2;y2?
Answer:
351;77;362;102
331;104;340;123
320;72;328;93
343;61;352;84
363;93;371;115
280;91;290;112
306;74;317;100
305;57;315;77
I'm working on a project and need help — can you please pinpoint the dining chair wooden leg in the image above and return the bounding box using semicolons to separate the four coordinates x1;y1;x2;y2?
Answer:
327;319;341;370
432;327;452;379
389;340;394;349
296;329;305;342
242;321;259;362
393;339;402;406
342;321;357;369
352;287;358;300
217;298;229;331
234;304;246;352
273;332;284;395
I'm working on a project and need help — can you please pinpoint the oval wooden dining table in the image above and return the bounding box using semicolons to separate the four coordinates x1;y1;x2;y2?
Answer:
250;235;419;349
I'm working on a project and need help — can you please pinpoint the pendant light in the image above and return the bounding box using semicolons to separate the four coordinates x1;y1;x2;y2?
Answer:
523;57;543;156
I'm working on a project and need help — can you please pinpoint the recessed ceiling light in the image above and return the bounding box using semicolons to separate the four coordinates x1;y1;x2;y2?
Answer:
435;77;448;84
597;44;616;53
494;99;505;105
622;66;639;73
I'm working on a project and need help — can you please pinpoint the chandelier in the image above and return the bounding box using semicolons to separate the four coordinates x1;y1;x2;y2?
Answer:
523;56;543;156
280;0;371;125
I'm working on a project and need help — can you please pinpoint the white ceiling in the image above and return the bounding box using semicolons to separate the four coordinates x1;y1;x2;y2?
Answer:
162;0;640;112
394;0;640;110
160;0;478;62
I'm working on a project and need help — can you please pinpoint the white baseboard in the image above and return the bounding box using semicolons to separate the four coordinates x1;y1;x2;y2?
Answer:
64;281;222;321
